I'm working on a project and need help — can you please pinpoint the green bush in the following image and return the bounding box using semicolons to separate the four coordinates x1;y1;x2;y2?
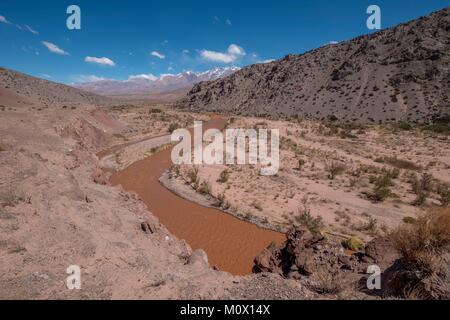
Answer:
295;207;324;235
341;237;365;251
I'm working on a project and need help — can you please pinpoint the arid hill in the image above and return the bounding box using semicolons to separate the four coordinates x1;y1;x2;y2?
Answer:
178;7;450;124
0;67;111;107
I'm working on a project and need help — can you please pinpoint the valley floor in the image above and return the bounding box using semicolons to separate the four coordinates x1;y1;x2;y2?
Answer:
1;96;448;299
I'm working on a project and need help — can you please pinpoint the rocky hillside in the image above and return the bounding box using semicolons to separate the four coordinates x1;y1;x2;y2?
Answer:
178;7;450;124
0;67;111;107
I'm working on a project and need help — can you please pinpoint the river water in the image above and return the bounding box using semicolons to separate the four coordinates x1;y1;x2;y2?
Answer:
110;118;284;275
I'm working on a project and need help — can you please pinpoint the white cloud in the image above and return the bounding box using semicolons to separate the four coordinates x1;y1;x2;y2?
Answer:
226;19;232;26
85;56;116;67
127;74;157;81
41;41;69;55
326;40;339;46
182;49;190;54
200;44;246;64
150;51;165;59
0;15;11;24
24;24;39;34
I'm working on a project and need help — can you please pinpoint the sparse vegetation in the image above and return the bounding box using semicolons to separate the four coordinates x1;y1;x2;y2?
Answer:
437;184;450;206
168;122;180;133
391;207;450;274
217;192;230;209
341;237;365;251
383;157;421;171
198;180;211;195
410;173;434;206
403;216;416;224
311;266;344;295
295;205;324;236
367;172;395;202
357;217;379;235
187;166;199;186
217;170;230;183
0;189;23;208
296;159;306;171
421;123;450;135
326;162;346;180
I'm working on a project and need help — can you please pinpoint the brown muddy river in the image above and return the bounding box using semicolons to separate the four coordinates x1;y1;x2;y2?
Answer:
110;118;284;275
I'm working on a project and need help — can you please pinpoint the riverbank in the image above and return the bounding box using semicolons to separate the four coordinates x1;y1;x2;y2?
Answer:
159;171;289;234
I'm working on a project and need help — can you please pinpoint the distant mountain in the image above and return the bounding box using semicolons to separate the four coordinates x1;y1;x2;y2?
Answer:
73;67;240;96
178;8;450;124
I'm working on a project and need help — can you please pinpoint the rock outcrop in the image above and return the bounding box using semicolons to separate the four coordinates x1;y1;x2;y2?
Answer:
254;226;450;299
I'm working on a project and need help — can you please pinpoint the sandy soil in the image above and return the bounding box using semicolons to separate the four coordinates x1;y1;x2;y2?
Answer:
171;116;450;242
0;78;316;299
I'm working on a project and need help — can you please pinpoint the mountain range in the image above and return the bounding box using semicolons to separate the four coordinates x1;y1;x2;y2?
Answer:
73;67;240;96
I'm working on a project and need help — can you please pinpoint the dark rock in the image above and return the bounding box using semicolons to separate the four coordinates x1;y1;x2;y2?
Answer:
140;221;155;234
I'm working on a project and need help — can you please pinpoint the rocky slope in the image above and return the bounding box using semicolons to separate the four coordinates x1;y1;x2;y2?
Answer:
0;67;111;107
73;67;240;96
178;7;450;124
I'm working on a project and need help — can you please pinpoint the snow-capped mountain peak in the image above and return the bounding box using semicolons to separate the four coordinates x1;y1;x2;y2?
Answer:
72;67;240;96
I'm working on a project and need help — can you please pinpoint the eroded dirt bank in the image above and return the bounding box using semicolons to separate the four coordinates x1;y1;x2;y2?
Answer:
110;118;284;275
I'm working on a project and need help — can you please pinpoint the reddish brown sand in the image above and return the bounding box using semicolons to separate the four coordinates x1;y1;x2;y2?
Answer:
111;118;284;275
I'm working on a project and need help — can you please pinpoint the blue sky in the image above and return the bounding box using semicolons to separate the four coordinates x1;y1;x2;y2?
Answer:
1;0;448;84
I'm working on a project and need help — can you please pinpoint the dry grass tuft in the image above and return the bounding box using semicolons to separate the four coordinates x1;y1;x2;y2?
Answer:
391;207;450;273
311;266;345;295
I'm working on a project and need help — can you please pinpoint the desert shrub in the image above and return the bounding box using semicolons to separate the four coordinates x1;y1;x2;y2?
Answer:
422;123;450;135
415;173;434;193
403;216;416;224
187;166;199;185
339;130;357;139
383;157;421;171
295;206;324;236
169;164;180;177
311;266;344;295
398;123;413;131
198;180;211;195
437;184;450;207
371;186;392;202
391;207;450;273
358;217;379;235
217;193;230;209
326;162;346;180
217;170;229;183
412;192;428;206
168;122;180;133
367;172;395;202
410;173;434;206
149;108;162;113
0;188;24;207
341;237;365;251
296;159;306;171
